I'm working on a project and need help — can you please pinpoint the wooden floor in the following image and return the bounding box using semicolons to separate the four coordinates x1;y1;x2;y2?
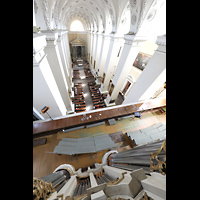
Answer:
33;110;166;178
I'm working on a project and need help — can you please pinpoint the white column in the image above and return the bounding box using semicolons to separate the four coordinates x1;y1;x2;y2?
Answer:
63;32;72;77
42;31;73;113
105;35;146;105
87;31;91;60
92;32;98;70
33;0;37;32
100;34;123;94
90;32;94;65
97;33;110;76
62;32;73;87
123;35;166;104
65;32;72;68
95;33;103;72
33;34;66;118
57;31;74;112
57;31;70;87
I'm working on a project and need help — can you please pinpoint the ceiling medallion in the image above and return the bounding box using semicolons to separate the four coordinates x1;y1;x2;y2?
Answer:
130;0;137;7
131;15;137;25
147;9;157;22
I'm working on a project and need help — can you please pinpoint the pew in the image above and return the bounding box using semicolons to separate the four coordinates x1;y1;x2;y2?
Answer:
89;87;98;90
75;83;82;86
91;93;101;97
90;89;99;92
75;104;86;108
93;98;103;102
75;102;86;106
93;100;104;105
75;91;83;95
75;94;84;98
75;107;86;112
74;100;85;104
92;96;102;99
92;96;101;99
74;99;85;103
94;104;105;109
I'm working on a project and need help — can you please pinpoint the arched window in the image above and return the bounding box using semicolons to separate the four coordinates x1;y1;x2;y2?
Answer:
70;20;84;31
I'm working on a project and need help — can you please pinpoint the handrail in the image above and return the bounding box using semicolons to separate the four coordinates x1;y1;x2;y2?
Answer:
33;97;166;138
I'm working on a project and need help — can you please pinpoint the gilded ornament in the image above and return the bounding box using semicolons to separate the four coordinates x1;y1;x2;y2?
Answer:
33;177;55;200
150;140;166;175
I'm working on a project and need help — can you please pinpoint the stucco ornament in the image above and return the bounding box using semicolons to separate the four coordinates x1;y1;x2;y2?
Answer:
147;9;157;22
42;0;51;30
130;0;137;8
131;14;137;25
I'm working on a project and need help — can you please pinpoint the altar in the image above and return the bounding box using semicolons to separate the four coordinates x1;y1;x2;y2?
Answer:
70;37;86;62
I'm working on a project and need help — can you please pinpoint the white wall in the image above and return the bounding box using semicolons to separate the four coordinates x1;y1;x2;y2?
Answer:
33;65;64;119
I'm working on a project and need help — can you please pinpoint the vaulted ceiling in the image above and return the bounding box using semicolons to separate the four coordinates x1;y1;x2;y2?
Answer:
34;0;165;37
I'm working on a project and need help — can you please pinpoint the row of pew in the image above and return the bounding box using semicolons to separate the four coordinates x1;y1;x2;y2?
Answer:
88;81;106;109
73;82;86;113
72;69;80;80
84;68;93;78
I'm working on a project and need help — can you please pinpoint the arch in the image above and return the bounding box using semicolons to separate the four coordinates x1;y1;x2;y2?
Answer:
117;1;131;35
70;19;85;31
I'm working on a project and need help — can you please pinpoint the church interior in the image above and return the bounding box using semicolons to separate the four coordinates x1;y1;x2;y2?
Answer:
33;0;166;199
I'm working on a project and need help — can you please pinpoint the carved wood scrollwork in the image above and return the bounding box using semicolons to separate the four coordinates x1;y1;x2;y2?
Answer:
139;192;153;200
33;177;55;200
150;140;166;175
106;172;127;186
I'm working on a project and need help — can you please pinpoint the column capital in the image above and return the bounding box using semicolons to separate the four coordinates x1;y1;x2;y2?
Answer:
109;33;124;42
156;35;166;53
123;34;147;46
41;30;58;46
123;34;135;45
57;30;68;41
102;33;110;40
156;35;166;46
97;32;103;37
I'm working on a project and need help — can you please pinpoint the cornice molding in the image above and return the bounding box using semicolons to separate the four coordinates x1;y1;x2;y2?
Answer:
156;35;166;46
155;35;166;53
